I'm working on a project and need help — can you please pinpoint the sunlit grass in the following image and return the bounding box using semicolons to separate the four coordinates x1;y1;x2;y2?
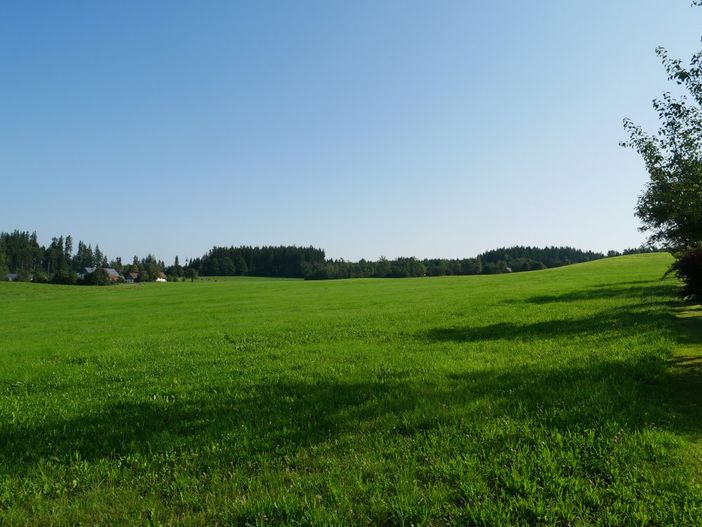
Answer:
1;253;700;525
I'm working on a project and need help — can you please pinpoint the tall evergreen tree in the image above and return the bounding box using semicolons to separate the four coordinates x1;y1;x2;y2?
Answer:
64;235;73;261
94;245;104;268
0;245;7;279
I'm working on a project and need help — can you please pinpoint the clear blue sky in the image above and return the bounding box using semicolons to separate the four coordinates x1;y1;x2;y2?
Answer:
1;1;700;263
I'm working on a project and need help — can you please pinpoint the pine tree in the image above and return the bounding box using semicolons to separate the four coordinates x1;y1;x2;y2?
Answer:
94;245;103;268
64;235;73;259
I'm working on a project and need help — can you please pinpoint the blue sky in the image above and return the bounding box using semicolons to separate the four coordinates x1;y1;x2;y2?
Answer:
1;1;700;263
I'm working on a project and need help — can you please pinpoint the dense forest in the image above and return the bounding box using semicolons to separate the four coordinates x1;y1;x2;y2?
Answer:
186;244;610;280
190;246;326;278
1;229;657;285
301;246;606;280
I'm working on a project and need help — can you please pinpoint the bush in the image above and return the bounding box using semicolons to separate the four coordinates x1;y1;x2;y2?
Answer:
51;270;78;285
16;269;32;282
81;268;111;286
670;246;702;299
304;265;331;280
33;271;49;283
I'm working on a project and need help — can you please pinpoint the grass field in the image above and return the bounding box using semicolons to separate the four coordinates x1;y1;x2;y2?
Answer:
1;253;701;525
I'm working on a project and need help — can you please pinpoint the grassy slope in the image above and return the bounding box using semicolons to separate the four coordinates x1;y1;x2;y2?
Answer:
0;253;701;525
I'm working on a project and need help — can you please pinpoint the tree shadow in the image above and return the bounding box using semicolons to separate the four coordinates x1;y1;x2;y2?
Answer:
602;279;659;287
425;306;675;343
668;355;702;372
677;306;702;346
2;300;701;525
443;358;699;432
523;283;677;305
423;299;702;442
0;380;420;477
3;321;702;479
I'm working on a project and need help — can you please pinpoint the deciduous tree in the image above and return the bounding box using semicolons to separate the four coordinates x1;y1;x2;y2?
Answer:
622;0;702;296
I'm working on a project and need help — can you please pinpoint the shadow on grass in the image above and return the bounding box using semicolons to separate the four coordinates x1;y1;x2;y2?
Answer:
1;299;701;494
523;283;677;305
678;306;702;346
425;306;675;343
664;305;702;434
2;308;702;479
1;360;699;474
1;381;420;474
668;356;702;372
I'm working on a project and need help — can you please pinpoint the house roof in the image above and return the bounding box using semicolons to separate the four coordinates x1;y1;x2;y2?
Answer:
84;267;122;278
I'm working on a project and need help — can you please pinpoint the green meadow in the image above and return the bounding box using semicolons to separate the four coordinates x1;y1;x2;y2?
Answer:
1;253;701;525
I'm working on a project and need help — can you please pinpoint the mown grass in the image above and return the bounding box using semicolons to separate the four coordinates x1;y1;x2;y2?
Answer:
1;253;701;525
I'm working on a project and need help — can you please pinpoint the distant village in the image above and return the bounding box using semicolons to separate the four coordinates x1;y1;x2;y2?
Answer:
6;267;169;284
1;230;197;286
5;266;193;285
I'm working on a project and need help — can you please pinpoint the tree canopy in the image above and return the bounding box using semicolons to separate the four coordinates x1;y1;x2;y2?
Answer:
622;0;702;298
622;29;702;249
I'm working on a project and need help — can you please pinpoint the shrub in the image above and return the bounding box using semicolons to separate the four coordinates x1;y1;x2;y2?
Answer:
304;265;331;280
16;269;32;282
51;270;78;285
670;246;702;299
81;268;111;286
32;271;49;283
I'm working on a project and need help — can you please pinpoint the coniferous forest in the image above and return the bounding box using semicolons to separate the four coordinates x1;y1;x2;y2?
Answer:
0;229;657;284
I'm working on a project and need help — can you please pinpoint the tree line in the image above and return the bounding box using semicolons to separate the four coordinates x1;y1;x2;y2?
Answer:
190;246;326;278
1;231;618;285
300;246;604;280
192;245;607;279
